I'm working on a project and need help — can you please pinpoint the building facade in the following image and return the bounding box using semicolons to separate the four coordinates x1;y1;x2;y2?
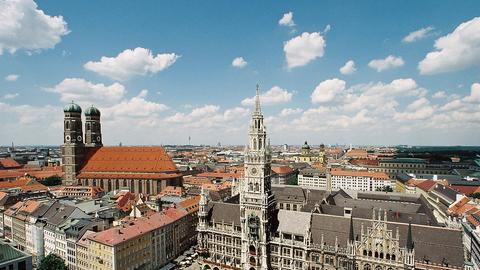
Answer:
61;102;183;195
196;86;466;270
330;170;392;192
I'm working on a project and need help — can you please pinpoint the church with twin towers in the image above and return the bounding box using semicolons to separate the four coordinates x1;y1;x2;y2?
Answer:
196;87;465;270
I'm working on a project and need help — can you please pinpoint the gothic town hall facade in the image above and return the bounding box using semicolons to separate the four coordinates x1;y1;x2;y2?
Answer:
197;87;466;270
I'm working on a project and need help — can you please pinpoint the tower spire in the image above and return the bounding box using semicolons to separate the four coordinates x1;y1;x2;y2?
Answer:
255;84;261;113
349;215;355;243
407;221;414;250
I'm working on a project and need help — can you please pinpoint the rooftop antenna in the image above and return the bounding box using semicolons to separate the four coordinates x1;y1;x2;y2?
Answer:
188;136;191;146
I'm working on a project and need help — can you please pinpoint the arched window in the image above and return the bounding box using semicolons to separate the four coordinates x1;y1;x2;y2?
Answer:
253;138;257;150
391;254;396;261
374;251;379;258
259;138;263;149
249;245;256;255
375;266;382;270
249;182;253;191
249;256;256;265
368;251;372;257
86;123;91;131
363;264;371;270
255;183;259;192
363;250;367;256
386;254;390;260
380;252;384;259
65;121;70;130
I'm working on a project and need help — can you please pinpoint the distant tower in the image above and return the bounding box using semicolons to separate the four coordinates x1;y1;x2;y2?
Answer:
84;105;103;147
61;101;85;186
240;85;276;269
319;143;325;164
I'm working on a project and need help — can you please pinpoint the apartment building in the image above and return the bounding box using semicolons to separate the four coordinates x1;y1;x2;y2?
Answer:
297;168;328;189
330;169;392;191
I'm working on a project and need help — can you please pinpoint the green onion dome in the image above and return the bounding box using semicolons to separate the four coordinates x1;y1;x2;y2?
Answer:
84;105;101;116
63;101;82;113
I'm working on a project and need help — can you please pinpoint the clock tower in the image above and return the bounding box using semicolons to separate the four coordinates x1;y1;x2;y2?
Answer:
84;105;103;148
61;101;85;186
240;85;276;270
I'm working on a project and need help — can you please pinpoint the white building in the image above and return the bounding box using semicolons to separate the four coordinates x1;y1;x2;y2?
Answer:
331;169;392;191
298;168;328;189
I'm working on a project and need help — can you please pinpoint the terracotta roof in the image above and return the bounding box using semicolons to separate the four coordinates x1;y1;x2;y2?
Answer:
0;159;21;169
79;146;179;176
451;185;480;195
195;172;241;179
0;176;47;192
415;180;437;192
272;166;294;174
0;171;23;180
448;196;478;216
76;172;181;180
88;207;187;246
178;196;200;214
331;169;390;180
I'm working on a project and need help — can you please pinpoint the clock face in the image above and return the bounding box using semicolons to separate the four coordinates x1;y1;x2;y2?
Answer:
77;136;82;142
65;135;71;142
250;167;258;175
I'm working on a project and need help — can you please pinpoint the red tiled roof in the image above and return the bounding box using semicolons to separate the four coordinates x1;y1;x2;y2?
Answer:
451;185;480;195
0;176;47;192
178;196;200;214
88;208;187;246
272;166;294;174
415;180;437;192
76;172;181;180
79;146;178;175
0;159;21;169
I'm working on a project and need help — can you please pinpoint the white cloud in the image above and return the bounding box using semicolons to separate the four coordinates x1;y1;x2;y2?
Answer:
440;99;463;111
311;78;346;104
0;0;69;55
323;24;331;34
339;60;356;75
394;106;434;121
232;57;247;68
241;86;293;106
84;47;179;81
5;74;19;81
368;55;405;72
47;78;125;106
406;97;430;111
284;32;326;69
102;90;168;119
278;12;295;27
403;26;435;43
419;17;480;74
432;91;447;99
463;83;480;103
279;108;303;117
3;93;18;99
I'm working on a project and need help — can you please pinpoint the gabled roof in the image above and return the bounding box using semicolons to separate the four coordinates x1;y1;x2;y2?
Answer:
0;159;21;169
79;147;179;177
415;180;437;192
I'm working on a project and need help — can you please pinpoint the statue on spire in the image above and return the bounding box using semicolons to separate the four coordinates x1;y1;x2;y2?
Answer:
255;84;261;114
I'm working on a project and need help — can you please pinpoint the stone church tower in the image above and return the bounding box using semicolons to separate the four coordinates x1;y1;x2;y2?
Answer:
240;86;276;270
61;102;85;186
84;105;103;148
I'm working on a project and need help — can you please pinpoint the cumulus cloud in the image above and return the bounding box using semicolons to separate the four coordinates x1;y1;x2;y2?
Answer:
279;108;303;117
165;105;249;130
339;60;356;75
403;26;435;43
368;55;404;72
103;90;168;120
84;47;179;81
232;57;247;68
284;32;326;69
278;11;295;27
3;93;19;99
419;17;480;74
311;78;346;104
241;86;293;106
0;0;69;55
47;78;125;106
432;91;447;99
5;74;19;81
463;83;480;103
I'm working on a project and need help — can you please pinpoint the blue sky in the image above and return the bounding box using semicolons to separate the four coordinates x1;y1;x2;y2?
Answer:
1;0;480;146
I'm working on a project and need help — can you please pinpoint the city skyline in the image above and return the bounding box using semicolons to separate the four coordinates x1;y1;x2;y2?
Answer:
1;1;480;146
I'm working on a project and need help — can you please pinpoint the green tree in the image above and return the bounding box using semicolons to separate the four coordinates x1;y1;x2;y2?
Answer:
38;254;68;270
39;175;62;186
375;186;394;192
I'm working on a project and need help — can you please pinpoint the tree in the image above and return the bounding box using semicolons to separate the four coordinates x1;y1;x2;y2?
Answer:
39;175;62;186
376;186;394;192
38;254;68;270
